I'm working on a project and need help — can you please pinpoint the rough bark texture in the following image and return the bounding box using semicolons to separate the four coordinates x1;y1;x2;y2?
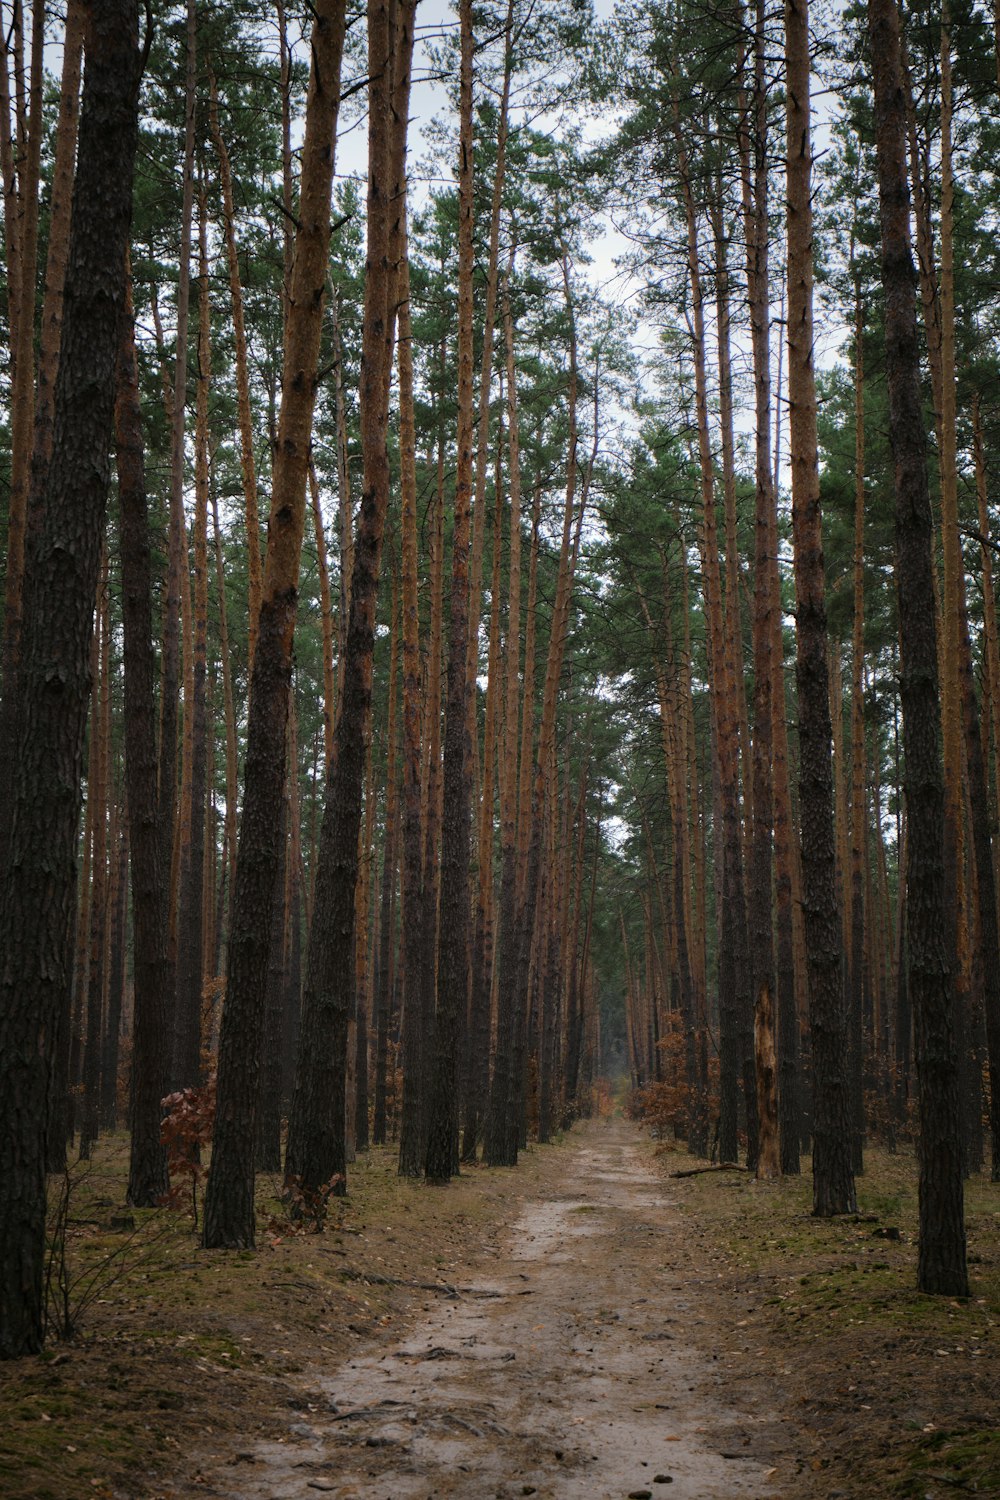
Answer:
174;193;212;1093
868;0;968;1295
117;278;171;1211
0;0;45;874
79;562;111;1161
158;0;198;1076
201;0;347;1249
848;281;868;1178
372;578;400;1147
209;73;263;665
425;0;476;1183
483;272;523;1167
283;0;404;1206
0;0;141;1356
395;166;424;1173
785;0;856;1216
739;3;780;1179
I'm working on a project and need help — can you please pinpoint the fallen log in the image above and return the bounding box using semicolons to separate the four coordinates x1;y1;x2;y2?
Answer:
668;1163;749;1178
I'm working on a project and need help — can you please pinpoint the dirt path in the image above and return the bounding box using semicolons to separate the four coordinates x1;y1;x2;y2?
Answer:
202;1122;782;1500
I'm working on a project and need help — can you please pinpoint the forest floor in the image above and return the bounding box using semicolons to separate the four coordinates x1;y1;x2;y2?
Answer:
1;1118;998;1500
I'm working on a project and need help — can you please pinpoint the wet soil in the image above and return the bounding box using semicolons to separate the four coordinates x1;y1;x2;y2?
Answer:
196;1122;782;1500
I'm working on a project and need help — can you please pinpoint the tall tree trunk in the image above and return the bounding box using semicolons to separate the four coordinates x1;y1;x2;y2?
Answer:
848;275;868;1177
868;0;968;1295
675;139;745;1167
425;0;476;1183
737;6;780;1179
117;268;171;1209
208;72;263;664
0;0;141;1356
202;0;347;1249
26;0;84;564
785;0;856;1215
283;0;405;1207
0;0;45;871
395;133;425;1173
936;4;976;1175
484;267;524;1167
373;574;400;1147
309;463;337;768
211;488;239;908
102;816;128;1130
80;555;111;1160
503;251;587;1166
710;188;758;1170
353;731;378;1156
158;0;198;1090
255;787;287;1172
174;189;212;1092
463;437;505;1160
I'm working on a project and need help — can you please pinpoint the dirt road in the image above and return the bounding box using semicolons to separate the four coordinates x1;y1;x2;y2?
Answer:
203;1122;784;1500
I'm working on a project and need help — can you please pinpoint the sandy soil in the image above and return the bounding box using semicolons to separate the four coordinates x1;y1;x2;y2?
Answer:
194;1121;784;1500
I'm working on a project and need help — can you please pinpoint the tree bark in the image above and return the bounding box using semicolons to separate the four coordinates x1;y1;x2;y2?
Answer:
117;266;171;1210
0;0;141;1356
79;554;111;1160
867;0;968;1295
174;189;212;1092
209;72;263;665
425;0;476;1183
283;0;405;1207
738;4;780;1178
395;144;425;1173
202;0;347;1249
785;0;856;1215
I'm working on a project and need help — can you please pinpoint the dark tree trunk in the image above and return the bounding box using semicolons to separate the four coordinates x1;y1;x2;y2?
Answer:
393;105;426;1175
101;824;128;1130
256;795;288;1173
173;195;212;1093
0;0;141;1357
372;586;400;1149
867;0;968;1295
284;0;406;1206
116;270;171;1210
158;0;198;1088
785;0;856;1216
425;0;476;1184
79;575;110;1162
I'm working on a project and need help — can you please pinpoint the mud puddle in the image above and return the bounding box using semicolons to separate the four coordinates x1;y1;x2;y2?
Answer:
201;1124;780;1499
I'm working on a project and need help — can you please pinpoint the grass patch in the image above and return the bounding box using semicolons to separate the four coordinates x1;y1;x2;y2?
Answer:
895;1426;1000;1495
652;1137;1000;1498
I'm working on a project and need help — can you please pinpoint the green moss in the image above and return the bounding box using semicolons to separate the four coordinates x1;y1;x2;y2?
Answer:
895;1427;1000;1496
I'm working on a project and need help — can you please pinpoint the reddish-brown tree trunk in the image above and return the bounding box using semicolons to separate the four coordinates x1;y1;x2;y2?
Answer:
202;0;347;1248
283;0;405;1206
786;0;856;1214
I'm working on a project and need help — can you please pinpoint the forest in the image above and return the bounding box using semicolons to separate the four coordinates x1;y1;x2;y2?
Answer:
0;0;998;1494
